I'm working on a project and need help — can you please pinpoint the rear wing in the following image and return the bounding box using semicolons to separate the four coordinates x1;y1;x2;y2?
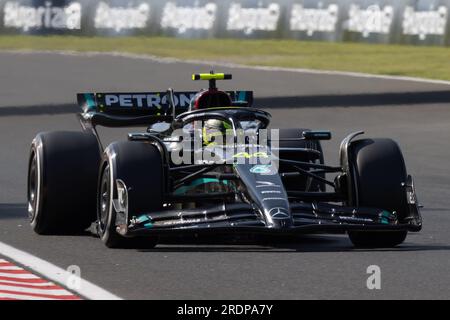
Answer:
77;91;253;115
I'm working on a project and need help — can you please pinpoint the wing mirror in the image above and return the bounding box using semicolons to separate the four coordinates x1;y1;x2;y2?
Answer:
147;122;171;134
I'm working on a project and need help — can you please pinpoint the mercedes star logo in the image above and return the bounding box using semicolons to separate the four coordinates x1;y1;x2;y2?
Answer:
269;207;290;219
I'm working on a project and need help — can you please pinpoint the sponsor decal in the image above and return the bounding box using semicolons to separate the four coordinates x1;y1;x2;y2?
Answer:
154;214;228;226
3;1;81;31
226;2;280;35
344;4;394;37
100;92;195;109
262;197;287;202
289;3;339;36
94;1;151;32
255;180;281;188
269;207;290;219
260;190;281;194
250;164;272;174
87;91;251;110
338;216;373;223
402;5;448;40
232;152;269;159
160;2;217;34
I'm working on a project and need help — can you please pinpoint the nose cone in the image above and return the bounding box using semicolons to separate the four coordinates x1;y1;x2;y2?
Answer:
233;162;292;228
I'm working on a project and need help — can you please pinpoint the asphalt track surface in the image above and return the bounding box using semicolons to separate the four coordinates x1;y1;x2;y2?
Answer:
0;51;449;299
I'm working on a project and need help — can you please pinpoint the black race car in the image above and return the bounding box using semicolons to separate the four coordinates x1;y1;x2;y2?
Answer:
27;72;422;248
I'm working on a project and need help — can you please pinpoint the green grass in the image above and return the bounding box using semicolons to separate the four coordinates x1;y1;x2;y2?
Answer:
1;35;450;81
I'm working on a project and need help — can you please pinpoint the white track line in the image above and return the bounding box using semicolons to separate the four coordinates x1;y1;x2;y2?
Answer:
3;49;450;87
0;241;121;300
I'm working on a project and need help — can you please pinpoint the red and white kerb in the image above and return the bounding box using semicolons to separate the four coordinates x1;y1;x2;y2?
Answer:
0;258;81;300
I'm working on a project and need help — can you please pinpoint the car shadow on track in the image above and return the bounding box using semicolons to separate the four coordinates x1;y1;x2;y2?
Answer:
0;203;28;220
139;235;450;253
0;203;91;236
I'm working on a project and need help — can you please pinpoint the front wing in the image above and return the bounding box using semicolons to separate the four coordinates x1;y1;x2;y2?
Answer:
116;201;422;237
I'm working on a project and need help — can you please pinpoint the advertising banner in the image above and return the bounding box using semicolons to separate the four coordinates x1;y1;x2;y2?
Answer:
0;0;449;46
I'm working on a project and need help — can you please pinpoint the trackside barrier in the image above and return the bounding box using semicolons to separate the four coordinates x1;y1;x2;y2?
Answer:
1;0;450;46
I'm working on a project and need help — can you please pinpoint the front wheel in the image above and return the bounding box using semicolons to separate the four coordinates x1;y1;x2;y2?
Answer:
98;141;163;248
347;138;409;248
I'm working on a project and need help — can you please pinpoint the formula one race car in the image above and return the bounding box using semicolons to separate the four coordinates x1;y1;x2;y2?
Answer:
27;72;422;248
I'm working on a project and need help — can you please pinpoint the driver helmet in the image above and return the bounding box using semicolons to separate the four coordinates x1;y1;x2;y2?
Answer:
202;119;232;146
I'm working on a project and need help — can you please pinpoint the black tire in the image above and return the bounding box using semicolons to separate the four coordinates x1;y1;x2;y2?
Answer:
28;131;100;235
98;141;163;248
276;128;325;192
347;138;408;248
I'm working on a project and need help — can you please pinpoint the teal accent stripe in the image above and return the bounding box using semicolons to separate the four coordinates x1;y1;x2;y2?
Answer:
136;215;150;224
84;93;96;111
174;178;228;195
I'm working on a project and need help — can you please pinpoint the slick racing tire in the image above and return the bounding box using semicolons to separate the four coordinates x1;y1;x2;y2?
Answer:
276;128;325;192
347;138;408;248
98;141;163;249
28;131;100;235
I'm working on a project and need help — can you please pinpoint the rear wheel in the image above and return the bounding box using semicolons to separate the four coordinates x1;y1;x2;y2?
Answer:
98;141;163;248
347;138;408;248
276;128;325;192
28;131;100;234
